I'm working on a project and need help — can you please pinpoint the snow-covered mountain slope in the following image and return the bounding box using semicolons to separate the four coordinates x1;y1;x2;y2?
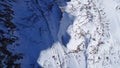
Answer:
38;0;120;68
0;0;120;68
0;0;69;68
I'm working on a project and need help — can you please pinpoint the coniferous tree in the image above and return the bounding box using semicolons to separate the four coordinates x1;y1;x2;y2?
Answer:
0;1;22;68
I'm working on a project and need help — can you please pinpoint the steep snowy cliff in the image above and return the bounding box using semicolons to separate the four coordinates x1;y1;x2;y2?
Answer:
38;0;120;68
0;0;120;68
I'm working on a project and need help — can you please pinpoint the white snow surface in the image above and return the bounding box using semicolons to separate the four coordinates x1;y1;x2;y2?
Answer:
38;0;120;68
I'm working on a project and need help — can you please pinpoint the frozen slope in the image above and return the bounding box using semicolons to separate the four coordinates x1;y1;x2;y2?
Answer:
0;0;67;68
12;0;62;68
0;0;120;68
38;0;120;68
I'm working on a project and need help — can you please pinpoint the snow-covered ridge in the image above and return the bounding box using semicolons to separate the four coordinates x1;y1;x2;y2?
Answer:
38;0;120;68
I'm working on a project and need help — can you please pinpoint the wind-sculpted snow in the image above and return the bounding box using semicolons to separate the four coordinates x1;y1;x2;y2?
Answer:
38;0;120;68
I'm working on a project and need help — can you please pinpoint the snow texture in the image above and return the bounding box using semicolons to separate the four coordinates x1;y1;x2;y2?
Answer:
0;0;120;68
38;0;120;68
